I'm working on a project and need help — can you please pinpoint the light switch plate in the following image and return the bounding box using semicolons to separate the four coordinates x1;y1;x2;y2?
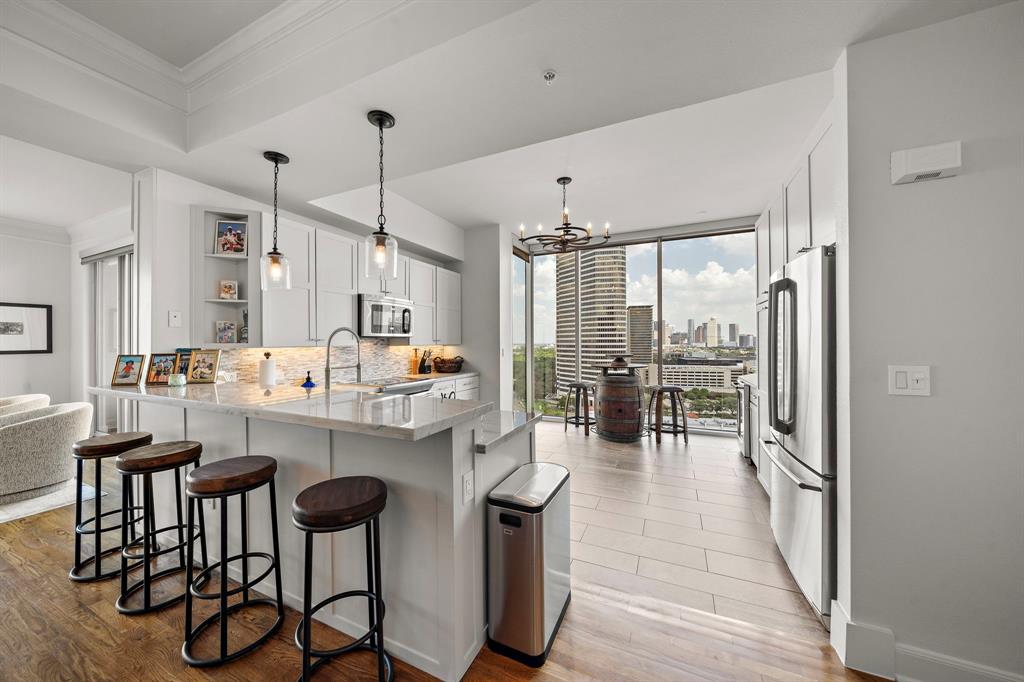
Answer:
888;365;931;396
462;471;474;504
168;310;182;328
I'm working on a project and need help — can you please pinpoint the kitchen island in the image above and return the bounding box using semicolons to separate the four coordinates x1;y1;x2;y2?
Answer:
89;382;535;681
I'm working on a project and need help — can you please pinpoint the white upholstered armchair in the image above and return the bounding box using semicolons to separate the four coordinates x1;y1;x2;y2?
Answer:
0;402;92;504
0;394;50;417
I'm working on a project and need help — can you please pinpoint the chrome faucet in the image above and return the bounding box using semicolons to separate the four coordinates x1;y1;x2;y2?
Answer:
324;326;361;388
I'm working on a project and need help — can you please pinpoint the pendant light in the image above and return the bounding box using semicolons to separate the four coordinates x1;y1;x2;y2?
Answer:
364;110;399;281
260;151;291;290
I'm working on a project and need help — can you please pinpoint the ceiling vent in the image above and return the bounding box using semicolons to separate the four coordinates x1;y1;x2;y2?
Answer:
891;140;962;185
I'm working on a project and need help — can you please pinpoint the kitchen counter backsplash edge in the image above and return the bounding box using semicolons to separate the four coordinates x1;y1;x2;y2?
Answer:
217;342;463;386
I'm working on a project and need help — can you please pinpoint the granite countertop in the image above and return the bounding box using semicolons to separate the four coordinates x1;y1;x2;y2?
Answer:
89;383;494;442
476;411;543;453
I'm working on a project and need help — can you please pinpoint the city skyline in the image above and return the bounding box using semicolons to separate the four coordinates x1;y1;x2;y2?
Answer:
526;233;755;346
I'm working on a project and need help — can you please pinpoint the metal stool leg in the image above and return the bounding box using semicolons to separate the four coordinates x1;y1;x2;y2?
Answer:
184;496;195;645
175;468;186;569
563;387;571;432
219;495;229;661
73;459;84;573
655;390;664;445
93;459;102;579
240;491;249;604
301;531;313;681
372;516;386;682
119;478;130;597
670;392;679;439
365;521;377;651
142;473;153;611
582;387;591;437
269;480;284;618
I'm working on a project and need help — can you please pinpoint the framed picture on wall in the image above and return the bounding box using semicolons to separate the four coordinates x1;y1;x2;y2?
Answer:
0;302;52;355
186;349;221;384
145;353;179;385
214;221;247;255
111;354;145;386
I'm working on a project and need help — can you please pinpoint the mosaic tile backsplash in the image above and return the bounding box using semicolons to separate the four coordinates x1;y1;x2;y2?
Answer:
218;341;460;386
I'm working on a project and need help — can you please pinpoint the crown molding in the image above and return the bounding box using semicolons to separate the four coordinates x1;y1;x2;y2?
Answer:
0;216;70;244
181;0;341;87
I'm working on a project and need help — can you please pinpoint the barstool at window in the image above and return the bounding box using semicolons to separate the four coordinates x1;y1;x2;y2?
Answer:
70;431;152;582
292;476;393;681
647;385;690;445
182;455;284;667
114;440;208;614
563;381;595;435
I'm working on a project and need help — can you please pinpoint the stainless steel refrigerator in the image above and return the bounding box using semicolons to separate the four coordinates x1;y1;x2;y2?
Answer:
763;245;836;628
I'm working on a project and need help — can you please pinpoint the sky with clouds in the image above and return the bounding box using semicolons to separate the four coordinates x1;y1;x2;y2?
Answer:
515;233;755;345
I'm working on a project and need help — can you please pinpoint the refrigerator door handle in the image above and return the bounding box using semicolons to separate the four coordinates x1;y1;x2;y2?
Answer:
768;277;797;435
762;441;822;492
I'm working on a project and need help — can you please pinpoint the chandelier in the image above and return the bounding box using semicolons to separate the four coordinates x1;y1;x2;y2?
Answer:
518;177;610;253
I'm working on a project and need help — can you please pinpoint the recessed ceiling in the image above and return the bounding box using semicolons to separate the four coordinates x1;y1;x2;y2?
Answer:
0;136;130;229
368;71;832;233
56;0;285;68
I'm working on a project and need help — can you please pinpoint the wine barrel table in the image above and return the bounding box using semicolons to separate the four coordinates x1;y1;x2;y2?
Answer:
594;356;647;443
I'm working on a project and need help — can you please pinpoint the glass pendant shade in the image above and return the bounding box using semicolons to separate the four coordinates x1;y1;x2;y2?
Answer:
260;249;292;290
364;231;398;280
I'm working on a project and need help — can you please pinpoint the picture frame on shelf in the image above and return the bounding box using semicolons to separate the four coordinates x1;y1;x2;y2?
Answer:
145;353;179;385
218;280;238;300
111;354;145;386
215;320;237;344
0;302;52;355
186;350;221;384
214;220;247;255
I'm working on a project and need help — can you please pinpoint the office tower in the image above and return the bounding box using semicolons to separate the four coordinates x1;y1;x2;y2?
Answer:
627;305;654;363
555;248;627;390
707;317;720;346
694;324;705;344
729;323;738;343
687;318;695;346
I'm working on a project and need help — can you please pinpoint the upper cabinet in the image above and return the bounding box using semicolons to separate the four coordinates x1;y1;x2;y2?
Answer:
768;192;786;279
315;229;358;339
409;260;461;346
262;215;317;347
784;164;810;261
358;254;410;299
754;210;770;300
809;125;838;248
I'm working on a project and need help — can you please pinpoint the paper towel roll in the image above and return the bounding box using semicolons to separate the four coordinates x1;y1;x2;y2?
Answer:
258;357;276;387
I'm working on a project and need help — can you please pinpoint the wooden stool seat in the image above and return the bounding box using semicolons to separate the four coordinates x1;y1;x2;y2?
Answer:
115;441;202;474
73;431;153;459
292;476;387;531
186;456;277;497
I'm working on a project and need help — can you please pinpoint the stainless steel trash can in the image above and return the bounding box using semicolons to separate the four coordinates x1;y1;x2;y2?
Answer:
487;462;571;667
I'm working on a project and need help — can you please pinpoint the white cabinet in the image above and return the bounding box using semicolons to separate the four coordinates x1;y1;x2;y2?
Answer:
315;230;357;338
809;124;838;248
756;300;768;394
785;164;811;261
768;193;786;280
262;216;317;347
409;260;436;305
359;254;410;299
754;210;770;301
408;260;461;346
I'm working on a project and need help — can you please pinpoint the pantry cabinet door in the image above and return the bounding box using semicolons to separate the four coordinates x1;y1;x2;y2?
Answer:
785;163;810;262
411;304;436;346
809;125;838;248
315;230;357;337
262;216;316;346
409;259;437;306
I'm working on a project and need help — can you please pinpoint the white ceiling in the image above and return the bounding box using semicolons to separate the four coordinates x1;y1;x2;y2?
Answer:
56;0;285;68
379;71;831;233
2;0;1009;241
0;136;130;228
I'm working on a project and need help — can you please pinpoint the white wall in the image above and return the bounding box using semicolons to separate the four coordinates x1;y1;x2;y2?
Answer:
457;225;513;409
0;221;71;402
834;4;1024;679
66;206;133;403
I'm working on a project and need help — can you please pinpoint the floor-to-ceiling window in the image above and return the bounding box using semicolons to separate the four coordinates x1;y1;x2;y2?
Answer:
512;249;528;411
527;230;756;431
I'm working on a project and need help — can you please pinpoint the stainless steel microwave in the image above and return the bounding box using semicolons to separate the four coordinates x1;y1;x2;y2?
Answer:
359;295;413;338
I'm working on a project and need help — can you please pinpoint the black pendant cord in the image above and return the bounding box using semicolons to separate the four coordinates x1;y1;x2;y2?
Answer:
377;123;386;233
272;160;280;251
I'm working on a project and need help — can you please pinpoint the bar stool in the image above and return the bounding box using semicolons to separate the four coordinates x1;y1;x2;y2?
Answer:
647;385;689;445
292;476;393;681
563;381;595;436
182;456;284;667
115;440;207;615
70;431;152;582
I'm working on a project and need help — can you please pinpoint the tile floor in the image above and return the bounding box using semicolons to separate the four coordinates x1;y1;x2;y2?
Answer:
534;419;828;641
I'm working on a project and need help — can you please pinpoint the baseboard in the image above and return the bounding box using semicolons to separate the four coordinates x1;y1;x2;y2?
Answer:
894;643;1024;682
830;600;1022;682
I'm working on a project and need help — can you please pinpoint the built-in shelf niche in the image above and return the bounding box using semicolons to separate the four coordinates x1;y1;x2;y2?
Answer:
190;205;262;348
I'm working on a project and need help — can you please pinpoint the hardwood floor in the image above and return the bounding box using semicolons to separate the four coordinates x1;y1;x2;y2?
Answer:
0;422;879;681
